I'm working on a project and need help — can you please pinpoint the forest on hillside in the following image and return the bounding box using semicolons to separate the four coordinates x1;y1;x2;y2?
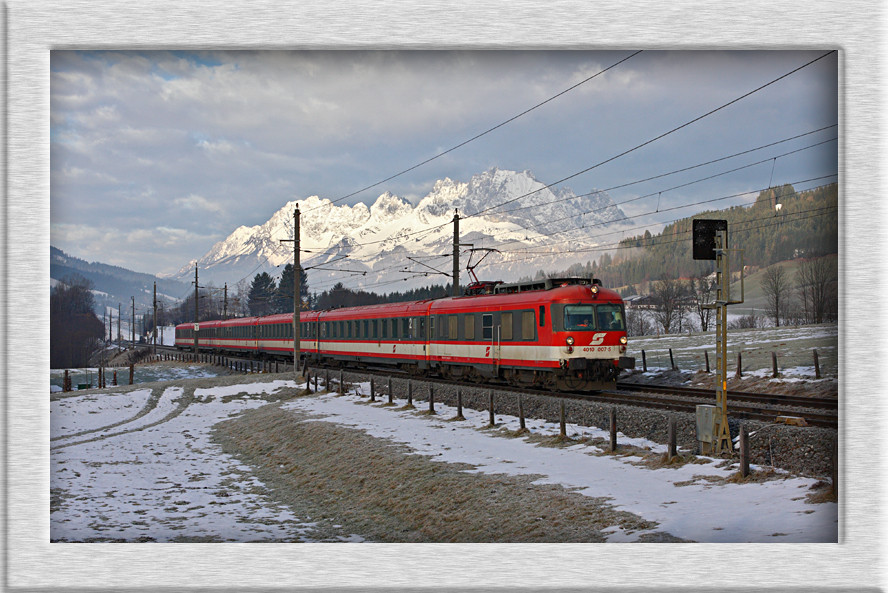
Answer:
552;183;837;291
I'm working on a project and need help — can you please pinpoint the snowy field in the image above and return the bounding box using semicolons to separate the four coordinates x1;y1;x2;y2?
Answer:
627;322;838;378
51;371;837;543
50;363;224;392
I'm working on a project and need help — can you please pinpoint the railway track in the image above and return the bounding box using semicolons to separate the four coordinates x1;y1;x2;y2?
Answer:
302;363;838;430
149;346;837;429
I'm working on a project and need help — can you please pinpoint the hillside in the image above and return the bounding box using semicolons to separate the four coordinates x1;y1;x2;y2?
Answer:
574;183;837;290
51;246;191;315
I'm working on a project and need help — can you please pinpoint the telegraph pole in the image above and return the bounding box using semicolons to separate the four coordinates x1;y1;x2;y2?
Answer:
223;283;228;320
280;206;301;380
452;209;460;297
194;266;199;354
131;296;135;347
117;303;121;346
153;281;158;355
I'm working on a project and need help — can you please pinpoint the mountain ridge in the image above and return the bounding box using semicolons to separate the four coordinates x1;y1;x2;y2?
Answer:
169;168;629;291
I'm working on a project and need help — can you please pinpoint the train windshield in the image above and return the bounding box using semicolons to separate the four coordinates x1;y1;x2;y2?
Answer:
564;304;625;331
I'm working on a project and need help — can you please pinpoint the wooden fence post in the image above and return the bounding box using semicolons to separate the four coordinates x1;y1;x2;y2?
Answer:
771;352;779;378
388;377;393;404
669;348;676;370
559;400;566;438
735;352;742;378
518;394;526;432
370;378;375;401
668;416;676;459
488;390;495;427
642;350;647;372
407;379;414;408
428;386;435;415
705;351;710;373
339;370;344;393
813;349;821;379
456;388;464;420
740;424;750;478
609;408;617;452
831;437;838;498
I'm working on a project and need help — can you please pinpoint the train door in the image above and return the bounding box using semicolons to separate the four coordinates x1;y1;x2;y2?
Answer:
424;302;434;371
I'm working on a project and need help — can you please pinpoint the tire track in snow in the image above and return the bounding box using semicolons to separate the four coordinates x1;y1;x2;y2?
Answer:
51;388;156;442
51;386;192;450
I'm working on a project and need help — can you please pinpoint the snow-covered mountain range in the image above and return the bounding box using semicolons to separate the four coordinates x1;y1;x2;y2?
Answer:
170;168;629;293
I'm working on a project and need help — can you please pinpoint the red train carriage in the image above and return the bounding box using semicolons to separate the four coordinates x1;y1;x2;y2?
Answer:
176;277;634;391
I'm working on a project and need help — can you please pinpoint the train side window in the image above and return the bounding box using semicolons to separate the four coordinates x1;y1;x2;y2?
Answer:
482;314;493;340
382;319;388;339
402;318;409;339
464;314;475;340
371;319;378;339
448;315;458;340
429;316;435;340
418;317;425;340
521;311;535;341
501;312;513;340
539;305;546;327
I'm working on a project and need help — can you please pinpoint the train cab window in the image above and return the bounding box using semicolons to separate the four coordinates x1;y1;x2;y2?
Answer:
564;305;597;331
596;304;626;331
464;315;475;340
482;314;493;340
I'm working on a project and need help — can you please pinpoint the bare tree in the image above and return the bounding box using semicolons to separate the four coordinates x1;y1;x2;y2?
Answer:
651;274;684;335
795;256;838;324
626;307;652;337
761;264;792;327
689;274;717;332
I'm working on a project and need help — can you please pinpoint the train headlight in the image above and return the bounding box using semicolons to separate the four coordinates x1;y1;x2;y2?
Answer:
590;285;599;295
566;336;575;346
620;336;628;345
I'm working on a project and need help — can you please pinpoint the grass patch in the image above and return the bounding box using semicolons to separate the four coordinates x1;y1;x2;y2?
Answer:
211;403;665;543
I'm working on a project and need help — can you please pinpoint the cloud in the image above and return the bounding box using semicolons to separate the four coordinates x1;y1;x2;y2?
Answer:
173;194;226;215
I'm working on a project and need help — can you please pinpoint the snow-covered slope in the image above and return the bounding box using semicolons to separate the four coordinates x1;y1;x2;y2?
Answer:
171;168;629;291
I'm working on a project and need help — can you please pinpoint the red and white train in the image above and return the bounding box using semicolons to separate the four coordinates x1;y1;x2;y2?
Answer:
176;277;635;391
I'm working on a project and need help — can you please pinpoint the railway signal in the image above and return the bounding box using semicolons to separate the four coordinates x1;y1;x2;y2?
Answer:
695;219;744;455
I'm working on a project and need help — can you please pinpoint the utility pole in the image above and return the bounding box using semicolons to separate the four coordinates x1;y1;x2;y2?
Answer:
452;209;460;297
194;266;199;354
117;303;121;346
131;296;135;347
153;281;158;355
280;206;301;380
223;283;228;320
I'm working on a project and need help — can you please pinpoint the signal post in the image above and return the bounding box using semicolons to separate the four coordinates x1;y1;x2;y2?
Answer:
694;220;744;455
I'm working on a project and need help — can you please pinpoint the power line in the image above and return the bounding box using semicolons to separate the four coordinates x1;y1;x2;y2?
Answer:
304;50;645;214
466;51;837;221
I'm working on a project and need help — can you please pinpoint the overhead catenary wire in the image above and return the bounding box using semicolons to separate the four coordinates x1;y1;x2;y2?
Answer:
302;50;645;214
466;51;837;221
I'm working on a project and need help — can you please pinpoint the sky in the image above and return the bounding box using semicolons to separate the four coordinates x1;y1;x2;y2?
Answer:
50;50;838;278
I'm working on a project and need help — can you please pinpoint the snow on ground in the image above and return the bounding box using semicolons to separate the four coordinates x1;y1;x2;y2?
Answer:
284;381;838;543
51;371;837;543
51;379;363;543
